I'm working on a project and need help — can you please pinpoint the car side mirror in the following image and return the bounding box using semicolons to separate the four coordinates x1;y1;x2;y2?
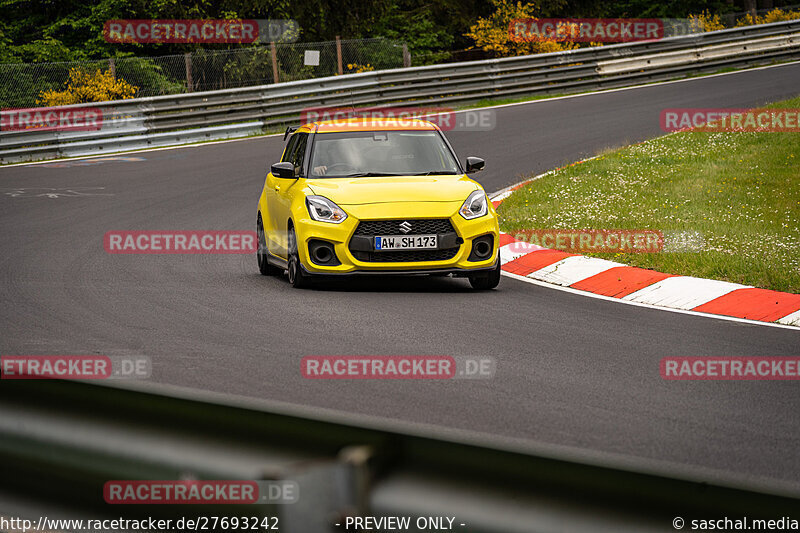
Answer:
465;157;485;174
271;162;296;179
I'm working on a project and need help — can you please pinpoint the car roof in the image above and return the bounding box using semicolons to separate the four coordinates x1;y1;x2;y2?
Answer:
304;117;439;133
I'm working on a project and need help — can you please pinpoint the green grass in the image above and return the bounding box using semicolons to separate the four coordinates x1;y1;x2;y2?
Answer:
498;96;800;293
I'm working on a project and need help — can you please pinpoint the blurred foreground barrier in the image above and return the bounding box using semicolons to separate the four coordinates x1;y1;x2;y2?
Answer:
0;379;798;532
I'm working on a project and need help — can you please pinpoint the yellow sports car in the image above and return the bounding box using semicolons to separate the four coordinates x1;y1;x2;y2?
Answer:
256;118;500;289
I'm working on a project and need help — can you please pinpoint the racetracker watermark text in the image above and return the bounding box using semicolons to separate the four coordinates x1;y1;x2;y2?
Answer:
1;355;150;379
104;480;298;504
661;357;800;380
103;19;299;44
510;18;664;42
302;356;496;379
104;231;257;254
661;108;800;132
300;106;496;131
511;229;663;253
0;106;103;132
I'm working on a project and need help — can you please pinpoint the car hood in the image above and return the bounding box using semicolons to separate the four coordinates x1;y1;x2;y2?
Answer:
305;175;479;205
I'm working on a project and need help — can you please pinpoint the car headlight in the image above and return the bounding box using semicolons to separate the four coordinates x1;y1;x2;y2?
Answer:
306;195;348;223
459;190;488;220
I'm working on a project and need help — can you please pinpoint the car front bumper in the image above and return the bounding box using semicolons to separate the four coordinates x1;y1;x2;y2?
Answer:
294;201;500;275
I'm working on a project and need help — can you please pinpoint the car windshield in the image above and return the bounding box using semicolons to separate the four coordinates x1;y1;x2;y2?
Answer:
309;130;461;178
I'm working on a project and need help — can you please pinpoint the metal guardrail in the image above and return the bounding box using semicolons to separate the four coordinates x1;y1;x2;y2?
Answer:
2;20;800;164
596;31;800;74
0;379;798;533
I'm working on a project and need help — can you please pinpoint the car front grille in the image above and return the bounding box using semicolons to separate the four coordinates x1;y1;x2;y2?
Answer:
351;248;460;263
353;219;455;236
349;218;460;263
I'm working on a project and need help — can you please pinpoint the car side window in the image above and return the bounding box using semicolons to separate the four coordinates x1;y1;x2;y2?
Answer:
281;134;298;163
291;133;308;176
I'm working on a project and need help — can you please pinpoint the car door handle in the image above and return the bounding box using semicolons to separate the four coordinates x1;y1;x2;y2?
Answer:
274;185;280;191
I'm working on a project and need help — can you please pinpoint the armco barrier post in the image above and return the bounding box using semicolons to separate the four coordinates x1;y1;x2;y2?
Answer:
271;42;279;83
336;35;343;75
184;53;192;92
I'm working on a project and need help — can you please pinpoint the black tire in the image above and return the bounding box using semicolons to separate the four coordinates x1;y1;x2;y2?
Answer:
287;227;311;289
257;216;282;276
468;259;501;290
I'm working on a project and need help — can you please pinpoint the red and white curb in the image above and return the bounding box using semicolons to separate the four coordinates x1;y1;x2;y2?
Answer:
491;187;800;328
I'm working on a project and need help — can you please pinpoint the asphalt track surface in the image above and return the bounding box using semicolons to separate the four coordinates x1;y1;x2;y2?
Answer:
2;63;800;493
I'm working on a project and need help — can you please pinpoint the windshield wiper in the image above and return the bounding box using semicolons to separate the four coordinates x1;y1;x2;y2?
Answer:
412;171;460;176
331;172;409;177
322;171;461;178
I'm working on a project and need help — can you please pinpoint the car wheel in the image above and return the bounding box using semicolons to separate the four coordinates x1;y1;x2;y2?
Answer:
257;216;282;276
468;259;501;290
287;227;311;289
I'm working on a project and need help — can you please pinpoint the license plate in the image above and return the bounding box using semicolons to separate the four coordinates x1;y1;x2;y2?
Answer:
374;234;437;250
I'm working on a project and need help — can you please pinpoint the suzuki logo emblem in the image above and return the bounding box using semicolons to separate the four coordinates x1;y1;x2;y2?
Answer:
399;221;413;234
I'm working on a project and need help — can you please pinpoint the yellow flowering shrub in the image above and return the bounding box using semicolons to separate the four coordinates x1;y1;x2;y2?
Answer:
736;8;800;27
38;68;137;106
347;63;374;73
688;11;725;32
465;0;579;57
762;8;800;23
